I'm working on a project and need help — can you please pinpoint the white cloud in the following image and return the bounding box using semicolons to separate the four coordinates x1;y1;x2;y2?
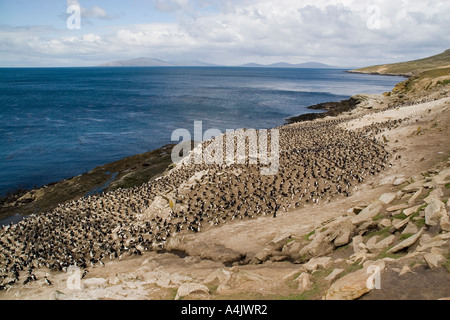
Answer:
66;0;117;20
1;0;449;66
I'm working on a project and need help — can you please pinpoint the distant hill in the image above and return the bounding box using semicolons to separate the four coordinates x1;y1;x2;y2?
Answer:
99;58;336;69
99;57;176;67
238;62;336;68
169;60;218;67
350;49;450;76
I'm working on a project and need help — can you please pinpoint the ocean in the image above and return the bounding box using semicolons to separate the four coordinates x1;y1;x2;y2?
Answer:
0;67;404;197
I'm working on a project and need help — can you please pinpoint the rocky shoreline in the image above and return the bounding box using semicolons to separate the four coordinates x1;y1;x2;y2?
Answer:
0;144;177;224
0;64;449;300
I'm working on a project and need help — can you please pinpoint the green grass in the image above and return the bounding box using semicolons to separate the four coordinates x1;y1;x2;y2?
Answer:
372;213;386;221
366;226;391;239
414;218;426;229
399;233;414;240
303;230;316;241
351;49;450;76
444;254;450;273
375;247;405;260
392;212;408;220
445;182;450;189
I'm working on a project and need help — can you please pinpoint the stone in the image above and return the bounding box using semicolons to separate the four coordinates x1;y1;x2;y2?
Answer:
334;221;355;247
440;214;450;232
379;193;397;205
402;222;418;235
424;196;447;226
175;283;209;300
203;269;232;287
379;219;392;228
325;269;345;283
393;177;407;186
299;229;336;258
83;278;107;290
393;217;410;231
253;249;272;263
404;205;422;216
398;265;412;277
429;188;444;199
408;188;423;205
387;228;424;254
433;168;450;185
419;234;432;246
351;202;383;226
324;267;374;300
367;235;396;252
387;204;409;212
302;257;332;272
402;180;427;192
365;236;379;251
296;272;313;293
352;235;364;253
378;176;396;186
423;250;445;269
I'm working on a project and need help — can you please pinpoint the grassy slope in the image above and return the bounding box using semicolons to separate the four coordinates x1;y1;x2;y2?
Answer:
351;49;450;76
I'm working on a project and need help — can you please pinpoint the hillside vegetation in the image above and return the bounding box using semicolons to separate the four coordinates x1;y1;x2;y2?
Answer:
351;49;450;76
351;50;450;100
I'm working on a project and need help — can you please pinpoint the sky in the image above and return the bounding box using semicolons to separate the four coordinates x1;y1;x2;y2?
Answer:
0;0;449;67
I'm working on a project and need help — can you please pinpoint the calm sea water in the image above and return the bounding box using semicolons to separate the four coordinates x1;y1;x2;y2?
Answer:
0;67;404;196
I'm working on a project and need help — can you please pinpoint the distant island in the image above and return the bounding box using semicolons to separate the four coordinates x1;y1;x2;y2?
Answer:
98;57;337;68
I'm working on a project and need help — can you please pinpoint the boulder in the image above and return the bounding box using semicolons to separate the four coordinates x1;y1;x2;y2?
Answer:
334;221;355;247
387;228;424;254
352;235;364;253
408;188;423;204
379;219;392;228
440;214;450;232
324;268;372;300
393;177;407;186
302;257;332;272
402;222;419;235
296;272;313;293
325;269;345;283
351;202;383;226
424;196;447;226
392;217;410;231
404;205;422;216
428;188;444;199
398;265;412;277
423;249;445;269
299;229;336;259
203;269;232;292
367;235;396;252
387;204;409;212
175;283;209;300
402;180;427;192
379;193;397;205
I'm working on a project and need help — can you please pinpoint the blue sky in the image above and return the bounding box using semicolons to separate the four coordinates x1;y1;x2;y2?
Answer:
0;0;449;67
